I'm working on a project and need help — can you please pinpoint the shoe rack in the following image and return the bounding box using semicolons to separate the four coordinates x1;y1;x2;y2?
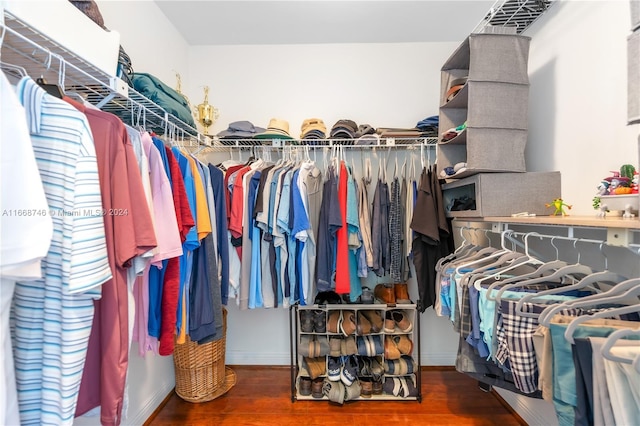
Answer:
289;303;422;403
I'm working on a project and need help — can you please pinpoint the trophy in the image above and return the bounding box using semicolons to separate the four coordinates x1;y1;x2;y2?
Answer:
197;86;219;136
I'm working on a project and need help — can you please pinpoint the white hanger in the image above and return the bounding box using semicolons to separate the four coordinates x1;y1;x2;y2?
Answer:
453;229;515;276
600;328;640;364
564;278;640;344
539;277;640;326
488;238;593;302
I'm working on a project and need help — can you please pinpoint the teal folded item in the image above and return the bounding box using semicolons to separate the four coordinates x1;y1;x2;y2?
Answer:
132;72;196;129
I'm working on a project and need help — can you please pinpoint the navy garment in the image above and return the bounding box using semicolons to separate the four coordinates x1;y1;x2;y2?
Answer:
208;164;230;305
189;238;215;342
197;234;224;344
371;179;390;277
573;338;595;426
316;168;341;291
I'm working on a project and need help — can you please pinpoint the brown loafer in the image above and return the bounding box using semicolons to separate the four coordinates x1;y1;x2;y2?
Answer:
394;283;411;304
340;311;356;336
384;335;401;360
356;311;372;335
384;311;396;333
327;310;342;333
392;310;413;333
362;310;384;333
374;284;395;305
393;334;413;355
305;356;326;379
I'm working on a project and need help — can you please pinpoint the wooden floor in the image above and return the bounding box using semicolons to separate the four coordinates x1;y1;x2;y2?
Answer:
149;366;524;426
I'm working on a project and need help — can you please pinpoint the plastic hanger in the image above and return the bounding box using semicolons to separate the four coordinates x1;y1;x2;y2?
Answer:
539;276;640;326
563;278;640;343
488;238;593;302
494;235;567;285
453;230;517;276
599;328;640;364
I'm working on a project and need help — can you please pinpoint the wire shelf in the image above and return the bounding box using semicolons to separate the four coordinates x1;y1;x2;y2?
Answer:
474;0;555;34
205;137;438;149
1;11;202;141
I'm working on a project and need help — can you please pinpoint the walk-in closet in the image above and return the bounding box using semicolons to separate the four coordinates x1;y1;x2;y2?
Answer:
1;1;639;425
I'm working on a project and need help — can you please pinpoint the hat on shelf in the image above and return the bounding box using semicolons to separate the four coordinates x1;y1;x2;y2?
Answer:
300;118;327;139
216;120;266;139
355;124;376;138
254;118;294;140
330;119;358;139
445;76;468;102
355;133;380;145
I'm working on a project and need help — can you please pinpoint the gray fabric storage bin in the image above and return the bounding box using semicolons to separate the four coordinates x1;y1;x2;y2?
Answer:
632;0;640;31
465;127;527;172
436;128;527;177
441;172;561;218
629;30;640;125
468;34;530;85
467;81;529;130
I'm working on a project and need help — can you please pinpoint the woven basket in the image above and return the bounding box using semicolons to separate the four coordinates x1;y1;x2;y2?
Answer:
174;308;235;403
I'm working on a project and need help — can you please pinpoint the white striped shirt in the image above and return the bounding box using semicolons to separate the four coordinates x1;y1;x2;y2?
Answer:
11;77;112;426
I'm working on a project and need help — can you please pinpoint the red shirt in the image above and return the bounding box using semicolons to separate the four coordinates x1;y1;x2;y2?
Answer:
335;161;350;295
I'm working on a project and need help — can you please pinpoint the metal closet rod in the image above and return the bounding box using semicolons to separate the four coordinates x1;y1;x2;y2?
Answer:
456;225;640;255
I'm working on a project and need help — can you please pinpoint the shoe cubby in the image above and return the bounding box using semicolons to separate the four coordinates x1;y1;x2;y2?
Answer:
290;303;421;402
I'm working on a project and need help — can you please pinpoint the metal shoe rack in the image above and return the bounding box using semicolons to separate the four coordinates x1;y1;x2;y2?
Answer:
289;302;422;402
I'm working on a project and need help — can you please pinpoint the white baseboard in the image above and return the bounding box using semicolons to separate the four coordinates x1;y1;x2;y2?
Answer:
495;388;559;426
122;382;174;426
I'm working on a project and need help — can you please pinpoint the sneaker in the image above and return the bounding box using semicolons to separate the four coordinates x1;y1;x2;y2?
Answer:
299;376;312;396
323;380;345;405
313;310;327;333
327;356;341;382
360;378;373;398
340;355;359;386
344;379;362;401
300;309;314;333
327;310;342;333
340;311;357;336
311;377;325;399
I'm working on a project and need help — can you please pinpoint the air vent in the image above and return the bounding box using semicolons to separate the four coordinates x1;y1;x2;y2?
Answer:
474;0;555;34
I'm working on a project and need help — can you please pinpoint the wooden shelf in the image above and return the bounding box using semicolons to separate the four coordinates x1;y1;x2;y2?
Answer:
458;215;640;230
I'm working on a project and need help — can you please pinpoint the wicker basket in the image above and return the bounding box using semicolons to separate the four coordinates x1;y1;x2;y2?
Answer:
173;308;235;402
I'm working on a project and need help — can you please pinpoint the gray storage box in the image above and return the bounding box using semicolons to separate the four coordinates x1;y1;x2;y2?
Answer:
437;127;527;177
442;172;561;218
467;81;529;130
468;33;531;85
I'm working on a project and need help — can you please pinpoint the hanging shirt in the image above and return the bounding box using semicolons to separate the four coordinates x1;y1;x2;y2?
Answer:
316;168;341;292
248;170;264;308
335;161;350;295
171;147;200;345
345;168;362;302
158;146;194;356
207;164;230;305
358;176;374;269
1;74;55;426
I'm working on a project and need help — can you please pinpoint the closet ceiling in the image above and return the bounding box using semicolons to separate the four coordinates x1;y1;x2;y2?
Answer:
154;1;496;45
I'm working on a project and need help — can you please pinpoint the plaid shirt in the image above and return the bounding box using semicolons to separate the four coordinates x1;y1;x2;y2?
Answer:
496;299;547;394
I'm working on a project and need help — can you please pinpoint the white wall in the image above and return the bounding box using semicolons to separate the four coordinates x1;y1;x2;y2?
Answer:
97;0;190;91
186;42;454;137
526;0;639;215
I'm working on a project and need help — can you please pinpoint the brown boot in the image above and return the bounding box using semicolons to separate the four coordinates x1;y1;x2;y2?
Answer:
394;283;411;304
374;284;395;305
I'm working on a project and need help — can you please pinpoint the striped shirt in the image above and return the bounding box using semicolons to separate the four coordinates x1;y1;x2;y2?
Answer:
11;77;111;426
